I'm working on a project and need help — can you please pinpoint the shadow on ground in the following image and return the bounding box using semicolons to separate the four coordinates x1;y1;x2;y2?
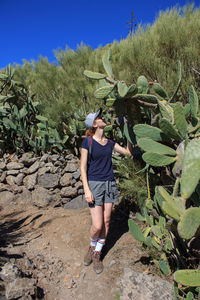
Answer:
101;200;133;260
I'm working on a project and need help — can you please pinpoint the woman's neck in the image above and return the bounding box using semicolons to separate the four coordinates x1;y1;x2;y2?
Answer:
93;128;105;141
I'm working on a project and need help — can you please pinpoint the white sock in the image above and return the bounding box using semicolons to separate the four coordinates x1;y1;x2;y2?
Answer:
90;238;98;247
95;238;105;252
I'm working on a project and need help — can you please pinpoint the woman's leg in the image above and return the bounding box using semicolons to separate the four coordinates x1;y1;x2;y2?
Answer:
90;205;104;240
100;202;113;238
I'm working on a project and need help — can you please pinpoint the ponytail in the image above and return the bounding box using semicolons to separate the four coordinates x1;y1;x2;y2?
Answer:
86;128;95;136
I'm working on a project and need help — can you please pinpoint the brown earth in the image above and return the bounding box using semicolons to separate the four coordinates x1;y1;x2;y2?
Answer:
0;202;159;300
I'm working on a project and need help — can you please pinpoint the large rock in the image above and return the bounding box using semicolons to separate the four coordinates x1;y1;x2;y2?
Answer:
59;173;72;187
17;187;32;204
7;170;20;176
64;195;88;209
38;173;59;188
23;173;37;190
0;171;6;183
19;153;38;166
0;263;20;282
32;186;52;207
5;278;36;299
60;186;77;198
38;166;51;175
6;162;24;170
27;160;40;174
63;161;78;173
0;191;14;205
0;161;6;170
120;268;173;300
15;173;25;186
6;175;16;185
72;169;81;180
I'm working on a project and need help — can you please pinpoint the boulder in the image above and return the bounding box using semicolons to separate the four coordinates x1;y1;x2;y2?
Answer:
23;173;37;190
19;153;38;166
7;170;20;176
38;173;59;189
120;268;173;300
72;169;81;180
31;186;51;208
0;191;14;205
64;195;88;209
0;171;7;183
27;160;40;174
63;161;78;173
6;162;24;170
59;173;72;187
0;161;6;170
0;263;21;282
5;278;37;299
15;173;25;186
6;176;16;185
60;186;77;198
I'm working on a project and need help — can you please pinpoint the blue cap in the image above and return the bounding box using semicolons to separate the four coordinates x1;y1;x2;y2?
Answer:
85;108;102;129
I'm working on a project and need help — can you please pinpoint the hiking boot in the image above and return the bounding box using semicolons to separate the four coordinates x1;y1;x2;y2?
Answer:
84;246;94;266
92;251;103;274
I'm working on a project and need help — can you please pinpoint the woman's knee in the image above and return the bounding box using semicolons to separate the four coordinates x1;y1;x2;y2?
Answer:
92;223;103;233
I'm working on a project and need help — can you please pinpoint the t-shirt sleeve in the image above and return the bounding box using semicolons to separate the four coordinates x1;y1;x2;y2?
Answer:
81;138;89;150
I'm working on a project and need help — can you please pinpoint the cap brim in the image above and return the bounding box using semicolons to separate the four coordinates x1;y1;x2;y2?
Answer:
94;107;102;120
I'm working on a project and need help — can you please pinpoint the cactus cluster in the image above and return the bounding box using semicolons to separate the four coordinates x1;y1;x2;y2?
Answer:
0;65;67;154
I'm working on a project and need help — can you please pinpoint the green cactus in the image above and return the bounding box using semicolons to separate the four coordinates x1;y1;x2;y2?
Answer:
153;83;169;100
174;269;200;287
138;138;176;156
102;51;113;78
136;75;149;94
94;85;115;99
174;103;187;139
126;84;138;97
189;85;199;123
162;201;181;221
158;101;174;123
117;81;128;97
134;124;169;142
184;103;191;118
83;70;106;80
178;207;200;239
172;141;185;177
159;118;182;141
142;152;176;167
132;94;158;104
181;139;200;199
128;219;145;242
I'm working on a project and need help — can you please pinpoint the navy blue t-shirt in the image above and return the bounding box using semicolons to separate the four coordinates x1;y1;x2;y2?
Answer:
81;137;115;181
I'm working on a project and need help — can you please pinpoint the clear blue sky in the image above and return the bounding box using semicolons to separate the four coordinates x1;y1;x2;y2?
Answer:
0;0;199;69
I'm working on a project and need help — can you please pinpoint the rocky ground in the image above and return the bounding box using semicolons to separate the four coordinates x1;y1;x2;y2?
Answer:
0;198;174;300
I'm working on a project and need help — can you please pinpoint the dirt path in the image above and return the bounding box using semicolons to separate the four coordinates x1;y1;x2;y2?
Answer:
0;203;150;300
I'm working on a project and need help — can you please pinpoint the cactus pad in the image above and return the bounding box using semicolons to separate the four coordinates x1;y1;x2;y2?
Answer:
178;207;200;239
174;103;187;138
138;138;176;156
117;81;128;97
142;152;176;166
132;94;158;103
174;269;200;287
181;139;200;199
83;70;106;80
153;83;169;99
159;118;181;141
134;124;168;142
136;76;149;94
94;85;115;99
189;85;198;121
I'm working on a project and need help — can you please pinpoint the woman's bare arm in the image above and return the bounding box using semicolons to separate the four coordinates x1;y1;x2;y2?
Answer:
114;140;133;157
80;148;94;204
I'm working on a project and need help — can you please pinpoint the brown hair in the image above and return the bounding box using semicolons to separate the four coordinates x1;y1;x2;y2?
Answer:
86;128;96;136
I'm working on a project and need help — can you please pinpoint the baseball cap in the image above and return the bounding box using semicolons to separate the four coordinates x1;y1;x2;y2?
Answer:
85;108;102;129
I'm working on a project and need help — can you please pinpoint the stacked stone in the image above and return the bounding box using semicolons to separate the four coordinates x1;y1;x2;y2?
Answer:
0;153;85;209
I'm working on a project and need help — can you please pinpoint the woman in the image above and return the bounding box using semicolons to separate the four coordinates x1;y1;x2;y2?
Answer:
81;108;132;274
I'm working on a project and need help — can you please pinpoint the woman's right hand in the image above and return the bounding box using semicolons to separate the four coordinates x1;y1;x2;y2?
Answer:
84;189;94;204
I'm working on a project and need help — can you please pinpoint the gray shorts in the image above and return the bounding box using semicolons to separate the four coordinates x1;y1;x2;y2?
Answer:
88;180;118;208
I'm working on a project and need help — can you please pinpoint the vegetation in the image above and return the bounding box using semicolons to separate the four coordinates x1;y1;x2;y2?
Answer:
84;41;200;298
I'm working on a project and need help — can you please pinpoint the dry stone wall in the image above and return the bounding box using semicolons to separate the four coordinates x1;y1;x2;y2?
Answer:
0;152;87;209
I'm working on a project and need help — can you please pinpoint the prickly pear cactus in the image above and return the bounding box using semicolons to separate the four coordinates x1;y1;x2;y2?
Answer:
174;269;200;287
